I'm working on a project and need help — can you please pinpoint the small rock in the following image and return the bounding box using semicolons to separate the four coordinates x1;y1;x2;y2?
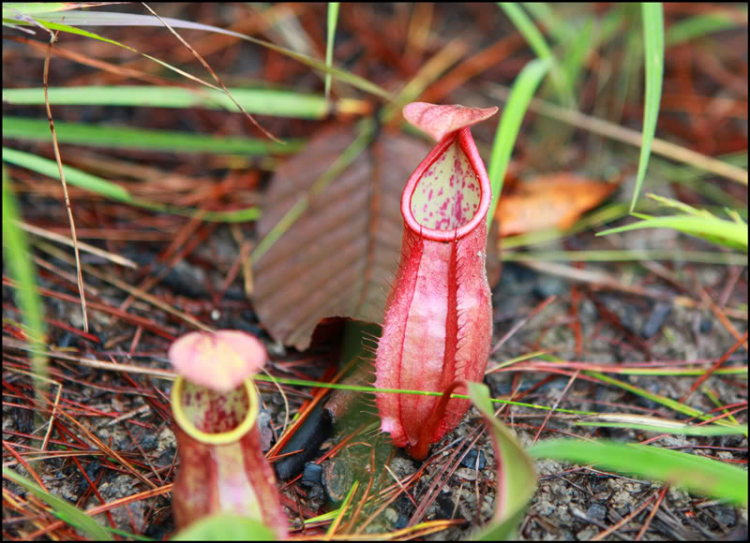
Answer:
460;449;487;469
139;434;158;452
586;503;607;521
577;526;599;541
390;456;417;478
536;500;555;516
156;427;176;454
394;513;409;530
714;504;737;527
301;463;323;486
304;484;326;501
384;507;399;525
257;409;274;452
642;302;672;338
699;318;713;333
455;467;478;481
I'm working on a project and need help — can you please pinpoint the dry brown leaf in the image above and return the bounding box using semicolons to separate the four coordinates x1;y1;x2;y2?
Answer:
496;173;618;237
252;126;430;350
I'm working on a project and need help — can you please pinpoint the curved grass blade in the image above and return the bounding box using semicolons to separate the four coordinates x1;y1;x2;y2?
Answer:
666;12;744;46
2;3;119;16
498;2;573;105
521;2;574;43
3;147;260;222
486;58;551;231
6;17;230;97
529;439;748;506
3;86;330;119
3;117;302;155
631;3;664;212
575;414;746;436
485;84;748;185
325;3;340;99
598;215;748;252
503;249;747;265
3;168;48;387
13;9;391;100
469;382;536;540
4;469;113;541
3;147;132;202
583;370;737;427
498;3;553;62
560;16;593;96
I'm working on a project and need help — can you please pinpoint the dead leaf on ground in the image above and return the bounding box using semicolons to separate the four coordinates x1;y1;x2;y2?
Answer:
252;126;429;350
495;173;619;237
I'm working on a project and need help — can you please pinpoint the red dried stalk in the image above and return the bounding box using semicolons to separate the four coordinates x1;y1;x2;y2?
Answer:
375;103;497;460
169;331;287;538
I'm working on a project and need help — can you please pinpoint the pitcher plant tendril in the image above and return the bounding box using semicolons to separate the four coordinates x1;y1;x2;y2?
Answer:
374;102;497;460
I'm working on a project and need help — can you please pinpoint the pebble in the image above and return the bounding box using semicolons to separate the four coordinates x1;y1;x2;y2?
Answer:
699;318;713;333
257;409;273;452
642;302;672;338
455;467;478;482
301;462;323;487
536;500;555;516
586;502;607;521
460;449;487;470
577;526;599;541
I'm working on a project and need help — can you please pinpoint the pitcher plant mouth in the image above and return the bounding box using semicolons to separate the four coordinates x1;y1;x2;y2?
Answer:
402;129;491;242
171;376;259;446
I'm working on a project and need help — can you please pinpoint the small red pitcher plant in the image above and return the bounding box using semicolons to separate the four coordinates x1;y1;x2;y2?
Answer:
375;102;497;460
168;330;287;538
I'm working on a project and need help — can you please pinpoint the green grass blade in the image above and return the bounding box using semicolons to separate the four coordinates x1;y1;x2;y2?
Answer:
171;513;275;541
486;58;552;231
3;147;260;222
325;3;340;99
10;17;237;98
15;10;391;100
598;215;748;252
3;147;132;202
3;86;329;119
499;3;553;61
3;117;302;156
561;16;593;95
522;2;574;43
498;2;573;105
2;168;48;386
575;415;747;436
4;469;113;540
666;12;743;46
3;3;97;15
631;3;664;212
503;249;748;265
584;370;736;427
529;439;748;505
469;382;537;540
